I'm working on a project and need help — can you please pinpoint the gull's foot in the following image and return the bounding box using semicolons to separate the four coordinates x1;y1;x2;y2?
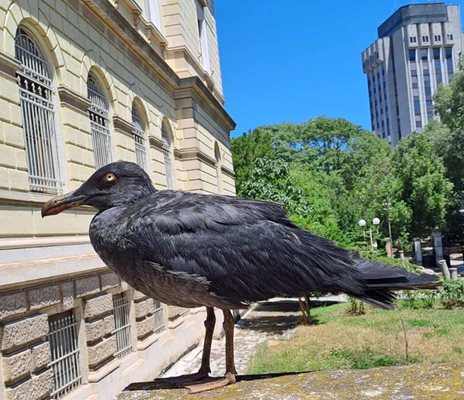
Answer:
186;372;236;394
156;369;210;387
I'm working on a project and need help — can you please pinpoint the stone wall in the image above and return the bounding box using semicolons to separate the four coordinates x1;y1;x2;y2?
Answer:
0;271;174;399
0;0;234;398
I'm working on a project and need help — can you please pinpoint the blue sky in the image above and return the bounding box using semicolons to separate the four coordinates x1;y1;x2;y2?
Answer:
215;1;464;137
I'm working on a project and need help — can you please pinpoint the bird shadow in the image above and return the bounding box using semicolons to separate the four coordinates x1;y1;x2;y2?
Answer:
123;371;313;392
235;299;342;334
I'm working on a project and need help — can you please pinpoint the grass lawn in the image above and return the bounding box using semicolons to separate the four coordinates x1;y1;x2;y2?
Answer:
248;302;464;374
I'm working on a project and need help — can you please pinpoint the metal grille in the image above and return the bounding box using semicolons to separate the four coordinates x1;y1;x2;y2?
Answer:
15;30;62;194
132;106;148;171
88;74;112;168
162;124;174;189
214;144;222;194
113;294;132;358
48;312;82;399
153;301;165;332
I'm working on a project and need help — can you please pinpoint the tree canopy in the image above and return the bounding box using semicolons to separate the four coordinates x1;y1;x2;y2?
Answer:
232;116;453;250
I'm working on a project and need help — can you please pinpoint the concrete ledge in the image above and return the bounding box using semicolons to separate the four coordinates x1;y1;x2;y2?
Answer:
118;364;464;400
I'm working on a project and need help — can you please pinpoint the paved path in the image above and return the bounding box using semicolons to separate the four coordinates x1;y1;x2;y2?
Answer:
161;298;300;377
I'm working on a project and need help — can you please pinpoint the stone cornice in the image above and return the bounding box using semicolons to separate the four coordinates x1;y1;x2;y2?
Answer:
0;52;20;81
171;147;235;176
173;148;216;168
58;85;91;114
114;0;142;26
80;0;180;87
221;165;235;178
165;45;224;104
148;136;164;150
176;77;235;132
113;115;134;136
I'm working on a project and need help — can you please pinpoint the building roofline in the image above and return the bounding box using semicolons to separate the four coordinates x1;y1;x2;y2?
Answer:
378;2;448;37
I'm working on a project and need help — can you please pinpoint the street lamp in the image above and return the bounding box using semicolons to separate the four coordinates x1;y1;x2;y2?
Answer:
358;218;380;250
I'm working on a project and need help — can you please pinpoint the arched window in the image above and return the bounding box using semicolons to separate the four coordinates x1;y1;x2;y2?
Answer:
196;0;210;71
214;142;222;194
131;103;148;171
161;120;174;189
15;28;63;194
87;72;112;168
145;0;161;29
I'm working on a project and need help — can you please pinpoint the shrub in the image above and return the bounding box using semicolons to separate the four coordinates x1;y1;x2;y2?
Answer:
441;279;464;309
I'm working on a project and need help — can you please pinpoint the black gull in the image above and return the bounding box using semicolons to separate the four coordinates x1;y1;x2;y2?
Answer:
42;161;440;392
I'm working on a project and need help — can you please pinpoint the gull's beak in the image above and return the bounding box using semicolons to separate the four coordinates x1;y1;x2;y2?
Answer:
41;191;88;217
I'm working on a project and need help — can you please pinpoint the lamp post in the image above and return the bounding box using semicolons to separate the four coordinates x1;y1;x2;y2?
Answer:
358;218;380;250
383;200;393;250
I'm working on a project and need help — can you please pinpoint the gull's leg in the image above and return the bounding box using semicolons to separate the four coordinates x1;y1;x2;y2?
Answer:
196;306;216;377
158;307;216;386
187;309;237;393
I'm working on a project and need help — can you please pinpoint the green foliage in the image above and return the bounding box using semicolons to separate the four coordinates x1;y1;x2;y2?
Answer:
248;304;464;374
394;133;453;238
329;348;404;369
232;115;454;247
441;279;464;309
239;157;309;216
428;61;464;240
398;290;438;309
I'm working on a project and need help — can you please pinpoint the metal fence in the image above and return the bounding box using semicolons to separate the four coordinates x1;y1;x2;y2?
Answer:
48;312;82;399
113;294;132;358
88;74;112;168
153;301;165;332
15;30;62;194
132;106;148;172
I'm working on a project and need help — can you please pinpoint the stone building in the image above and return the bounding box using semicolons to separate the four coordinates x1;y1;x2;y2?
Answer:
0;1;235;399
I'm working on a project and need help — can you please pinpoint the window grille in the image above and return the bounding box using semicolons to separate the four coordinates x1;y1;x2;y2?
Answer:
88;74;112;168
161;123;174;189
113;294;132;358
132;106;148;172
15;29;63;194
214;143;222;194
48;312;82;399
153;301;165;332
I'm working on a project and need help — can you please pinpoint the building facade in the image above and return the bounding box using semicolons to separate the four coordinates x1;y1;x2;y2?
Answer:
362;3;463;146
0;1;235;399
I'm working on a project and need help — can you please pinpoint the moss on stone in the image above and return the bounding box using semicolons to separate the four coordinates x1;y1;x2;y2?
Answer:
118;364;464;400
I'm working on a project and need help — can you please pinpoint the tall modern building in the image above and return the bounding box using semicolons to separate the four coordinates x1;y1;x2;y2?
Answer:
362;3;463;146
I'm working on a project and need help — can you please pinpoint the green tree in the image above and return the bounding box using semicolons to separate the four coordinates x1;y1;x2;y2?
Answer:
239;157;309;216
394;133;453;239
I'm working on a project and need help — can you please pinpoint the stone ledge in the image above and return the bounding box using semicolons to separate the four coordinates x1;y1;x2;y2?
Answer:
119;364;464;400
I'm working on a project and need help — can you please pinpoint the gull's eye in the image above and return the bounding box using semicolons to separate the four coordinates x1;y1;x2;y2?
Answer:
102;172;117;183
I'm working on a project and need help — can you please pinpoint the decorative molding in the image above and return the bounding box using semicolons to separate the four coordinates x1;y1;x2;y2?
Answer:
221;165;235;178
114;0;142;26
87;357;121;383
0;236;90;251
148;135;164;150
0;188;96;216
165;45;224;104
58;85;91;114
175;77;236;133
0;52;20;81
78;0;235;133
113;115;134;136
173;148;216;168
